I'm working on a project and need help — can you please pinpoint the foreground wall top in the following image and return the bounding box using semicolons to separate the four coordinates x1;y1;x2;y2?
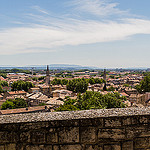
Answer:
0;107;150;124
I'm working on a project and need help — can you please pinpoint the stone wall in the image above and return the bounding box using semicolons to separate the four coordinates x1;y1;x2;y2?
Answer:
0;107;150;150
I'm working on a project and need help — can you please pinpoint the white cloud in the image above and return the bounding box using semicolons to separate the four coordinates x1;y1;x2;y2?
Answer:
0;1;150;55
68;0;128;17
31;6;49;15
1;18;150;55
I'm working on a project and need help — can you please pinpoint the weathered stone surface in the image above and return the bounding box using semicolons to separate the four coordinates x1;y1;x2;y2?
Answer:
0;108;150;149
104;144;121;150
58;127;79;143
122;141;133;150
46;128;58;143
53;145;59;150
85;145;103;150
0;145;5;150
80;127;96;143
5;144;16;150
26;145;52;150
20;131;31;143
134;137;150;149
104;118;122;127
60;144;82;150
126;126;150;139
98;128;125;140
1;107;150;124
0;131;18;143
31;131;46;144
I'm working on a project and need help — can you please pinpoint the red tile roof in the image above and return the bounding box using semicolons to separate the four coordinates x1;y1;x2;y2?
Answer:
0;106;46;115
8;91;27;95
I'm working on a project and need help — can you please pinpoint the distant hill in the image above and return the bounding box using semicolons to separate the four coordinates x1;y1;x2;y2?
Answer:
0;64;100;70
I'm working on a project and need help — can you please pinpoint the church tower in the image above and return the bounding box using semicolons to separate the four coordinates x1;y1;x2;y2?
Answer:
103;69;107;91
46;65;50;85
103;69;106;81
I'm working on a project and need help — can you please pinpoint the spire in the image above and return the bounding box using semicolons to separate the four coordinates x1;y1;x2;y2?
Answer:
46;65;50;85
46;65;49;76
103;68;106;81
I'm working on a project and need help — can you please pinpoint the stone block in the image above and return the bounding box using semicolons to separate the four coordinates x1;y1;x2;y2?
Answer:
98;128;125;140
58;127;79;143
122;117;131;126
126;126;150;139
53;145;59;150
139;116;148;124
31;131;46;144
20;122;49;131
59;120;79;127
122;141;133;150
46;128;58;143
5;144;16;150
80;127;96;143
104;145;121;150
49;121;59;127
0;131;18;143
60;144;82;150
104;117;121;127
80;118;103;127
85;145;103;150
0;145;5;150
20;131;30;143
26;145;52;150
134;137;150;149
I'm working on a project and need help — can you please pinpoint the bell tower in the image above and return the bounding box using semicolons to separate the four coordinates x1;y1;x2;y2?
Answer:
46;65;50;85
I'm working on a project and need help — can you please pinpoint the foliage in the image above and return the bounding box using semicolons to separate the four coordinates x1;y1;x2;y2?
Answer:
107;86;115;91
88;77;105;85
39;103;46;106
0;73;7;78
0;80;8;87
38;76;45;80
56;91;126;111
109;75;115;79
123;84;130;87
51;78;62;85
11;80;34;92
66;78;88;93
135;75;150;93
0;85;3;93
32;77;38;81
61;79;68;85
1;98;27;110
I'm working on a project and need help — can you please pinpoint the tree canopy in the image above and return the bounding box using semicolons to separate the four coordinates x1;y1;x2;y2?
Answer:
1;98;28;110
56;91;126;111
11;80;34;92
135;75;150;93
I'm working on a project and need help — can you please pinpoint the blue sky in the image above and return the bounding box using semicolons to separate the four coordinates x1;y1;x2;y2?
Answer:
0;0;150;68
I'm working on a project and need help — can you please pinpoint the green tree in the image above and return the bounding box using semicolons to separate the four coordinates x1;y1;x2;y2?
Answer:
11;81;34;92
1;98;27;110
0;80;8;87
107;86;115;91
32;77;38;81
56;91;126;111
135;75;150;93
66;78;88;93
0;85;3;93
1;101;15;110
0;73;7;78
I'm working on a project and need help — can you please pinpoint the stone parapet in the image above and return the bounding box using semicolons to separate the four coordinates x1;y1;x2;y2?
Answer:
0;107;150;149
